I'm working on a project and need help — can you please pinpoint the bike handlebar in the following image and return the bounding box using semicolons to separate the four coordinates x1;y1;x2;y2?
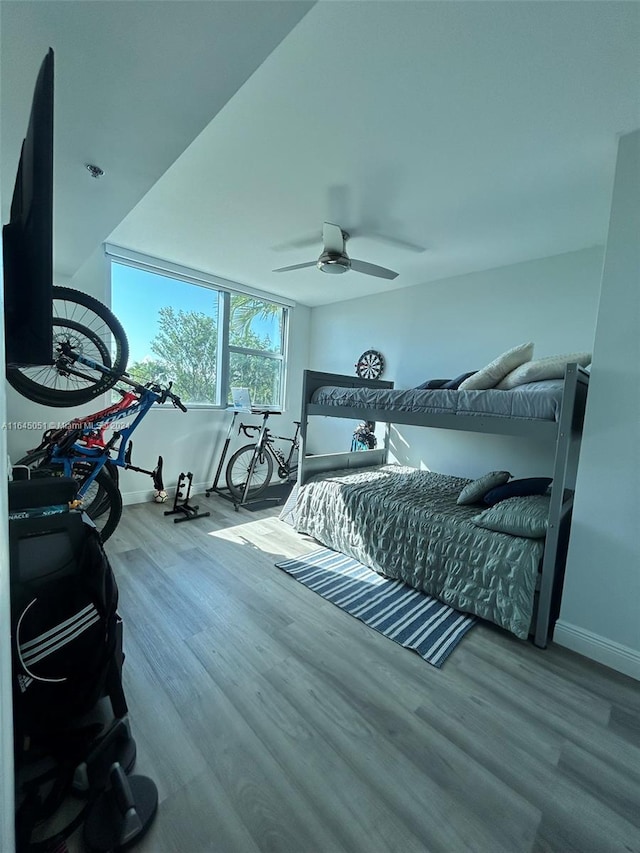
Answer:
170;393;188;412
141;380;187;412
239;423;260;438
162;389;187;412
111;374;187;412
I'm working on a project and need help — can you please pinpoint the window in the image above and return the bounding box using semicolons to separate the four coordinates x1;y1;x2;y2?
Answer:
109;255;289;408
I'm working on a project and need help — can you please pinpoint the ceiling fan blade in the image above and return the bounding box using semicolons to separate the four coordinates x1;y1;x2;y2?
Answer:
366;231;426;253
271;233;321;252
350;259;399;280
322;222;345;254
272;261;317;273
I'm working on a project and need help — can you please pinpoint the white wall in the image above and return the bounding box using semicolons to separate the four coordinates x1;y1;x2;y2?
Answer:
6;248;311;503
307;247;603;480
1;248;16;853
556;131;640;680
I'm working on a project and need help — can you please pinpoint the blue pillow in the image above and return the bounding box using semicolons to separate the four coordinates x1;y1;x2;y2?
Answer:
415;379;449;390
483;477;552;506
443;371;477;390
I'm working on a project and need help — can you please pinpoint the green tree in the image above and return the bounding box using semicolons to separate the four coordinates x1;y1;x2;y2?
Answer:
229;328;280;406
126;359;173;387
127;303;281;405
128;307;217;403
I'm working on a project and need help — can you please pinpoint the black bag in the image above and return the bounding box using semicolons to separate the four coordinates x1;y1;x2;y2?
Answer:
9;486;124;852
11;521;120;740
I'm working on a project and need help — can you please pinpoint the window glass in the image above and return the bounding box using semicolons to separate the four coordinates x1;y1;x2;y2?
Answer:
110;262;287;408
229;352;282;408
229;294;283;354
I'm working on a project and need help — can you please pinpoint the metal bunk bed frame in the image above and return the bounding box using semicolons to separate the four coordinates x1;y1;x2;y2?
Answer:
298;363;589;648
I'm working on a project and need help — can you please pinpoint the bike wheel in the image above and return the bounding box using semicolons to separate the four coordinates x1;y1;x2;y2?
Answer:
7;286;129;407
14;451;122;541
81;467;123;542
14;447;52;473
225;444;273;501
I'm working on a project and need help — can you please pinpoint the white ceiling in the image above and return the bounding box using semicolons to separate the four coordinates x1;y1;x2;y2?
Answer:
0;0;313;278
4;2;640;307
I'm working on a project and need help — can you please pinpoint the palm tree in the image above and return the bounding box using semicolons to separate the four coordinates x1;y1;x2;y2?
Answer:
229;295;279;342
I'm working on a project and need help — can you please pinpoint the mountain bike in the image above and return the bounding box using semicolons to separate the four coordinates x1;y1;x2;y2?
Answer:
17;372;187;541
225;419;300;501
6;286;129;406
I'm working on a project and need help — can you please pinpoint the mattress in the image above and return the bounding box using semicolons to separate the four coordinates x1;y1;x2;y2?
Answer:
311;379;565;422
294;464;545;639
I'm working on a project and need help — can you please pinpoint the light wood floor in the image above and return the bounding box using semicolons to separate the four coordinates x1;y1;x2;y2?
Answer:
75;494;640;852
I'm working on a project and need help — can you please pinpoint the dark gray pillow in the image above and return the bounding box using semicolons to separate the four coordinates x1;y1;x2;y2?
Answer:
471;495;551;538
415;378;449;390
456;471;511;506
483;477;552;506
443;371;477;390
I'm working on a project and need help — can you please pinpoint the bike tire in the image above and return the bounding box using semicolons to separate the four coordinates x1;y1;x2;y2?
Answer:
7;286;129;407
14;447;52;472
225;444;273;501
14;450;122;541
83;467;123;542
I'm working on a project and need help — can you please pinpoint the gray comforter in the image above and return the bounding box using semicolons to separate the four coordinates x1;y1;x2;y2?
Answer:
311;380;565;422
294;465;544;639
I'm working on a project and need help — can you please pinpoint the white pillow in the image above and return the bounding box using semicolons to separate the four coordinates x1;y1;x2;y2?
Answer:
496;352;592;390
458;342;534;391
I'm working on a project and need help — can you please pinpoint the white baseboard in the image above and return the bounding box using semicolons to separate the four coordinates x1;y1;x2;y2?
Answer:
121;481;211;507
553;620;640;681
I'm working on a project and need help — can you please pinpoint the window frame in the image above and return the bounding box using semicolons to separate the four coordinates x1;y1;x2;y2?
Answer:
105;244;293;411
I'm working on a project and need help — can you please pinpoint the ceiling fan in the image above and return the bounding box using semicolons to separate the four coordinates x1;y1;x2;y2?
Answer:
272;222;399;280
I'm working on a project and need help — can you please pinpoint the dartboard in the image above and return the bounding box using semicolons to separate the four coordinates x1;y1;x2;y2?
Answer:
355;350;384;379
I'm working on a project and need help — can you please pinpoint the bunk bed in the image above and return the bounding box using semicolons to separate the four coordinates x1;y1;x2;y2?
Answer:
295;364;589;648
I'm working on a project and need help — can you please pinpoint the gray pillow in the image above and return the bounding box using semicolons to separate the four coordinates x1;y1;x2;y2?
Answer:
471;495;551;538
456;470;511;506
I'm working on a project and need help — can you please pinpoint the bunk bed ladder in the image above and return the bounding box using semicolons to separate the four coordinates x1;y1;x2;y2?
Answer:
534;363;589;647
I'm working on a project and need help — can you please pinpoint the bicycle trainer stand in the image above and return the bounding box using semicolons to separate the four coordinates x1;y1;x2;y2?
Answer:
164;472;211;524
206;409;284;511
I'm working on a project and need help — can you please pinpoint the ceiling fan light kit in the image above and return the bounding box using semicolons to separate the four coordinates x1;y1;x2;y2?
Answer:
273;221;399;280
318;252;350;274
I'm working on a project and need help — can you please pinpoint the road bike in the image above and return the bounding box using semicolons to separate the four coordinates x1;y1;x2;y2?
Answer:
225;418;300;501
17;373;187;542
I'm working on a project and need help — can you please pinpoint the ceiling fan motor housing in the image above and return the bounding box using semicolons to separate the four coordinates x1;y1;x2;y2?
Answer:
317;251;351;274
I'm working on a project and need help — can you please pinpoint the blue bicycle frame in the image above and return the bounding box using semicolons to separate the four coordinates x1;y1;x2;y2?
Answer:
40;348;185;495
49;388;162;496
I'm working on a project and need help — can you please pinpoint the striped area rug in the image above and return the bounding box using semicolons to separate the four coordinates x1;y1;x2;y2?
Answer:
275;548;476;668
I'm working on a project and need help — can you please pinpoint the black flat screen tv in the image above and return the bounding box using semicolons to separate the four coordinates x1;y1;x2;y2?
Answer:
3;48;54;367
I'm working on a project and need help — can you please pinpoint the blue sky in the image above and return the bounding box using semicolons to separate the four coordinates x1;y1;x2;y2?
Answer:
111;263;280;363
